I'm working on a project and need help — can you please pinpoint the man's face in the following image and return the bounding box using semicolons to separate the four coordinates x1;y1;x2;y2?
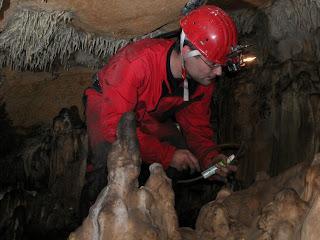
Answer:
183;46;222;85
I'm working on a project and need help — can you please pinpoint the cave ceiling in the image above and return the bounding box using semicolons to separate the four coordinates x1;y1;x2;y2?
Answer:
0;0;271;39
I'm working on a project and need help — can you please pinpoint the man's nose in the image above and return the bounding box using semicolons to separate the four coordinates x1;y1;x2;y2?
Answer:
212;66;222;76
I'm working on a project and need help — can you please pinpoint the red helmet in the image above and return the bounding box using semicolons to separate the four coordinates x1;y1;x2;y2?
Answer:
180;5;238;65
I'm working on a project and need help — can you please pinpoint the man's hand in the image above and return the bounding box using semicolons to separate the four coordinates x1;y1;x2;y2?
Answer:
170;149;201;172
208;154;237;181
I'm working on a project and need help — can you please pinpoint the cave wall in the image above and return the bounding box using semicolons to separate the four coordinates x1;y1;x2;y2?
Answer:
0;67;93;126
216;0;320;184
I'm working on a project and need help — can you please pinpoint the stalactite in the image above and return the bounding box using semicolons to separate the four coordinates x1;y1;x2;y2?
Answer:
0;8;130;71
0;7;166;72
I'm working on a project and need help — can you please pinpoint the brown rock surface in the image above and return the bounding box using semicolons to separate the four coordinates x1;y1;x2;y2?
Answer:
301;154;320;240
0;67;93;127
0;0;185;38
0;0;275;39
257;188;308;240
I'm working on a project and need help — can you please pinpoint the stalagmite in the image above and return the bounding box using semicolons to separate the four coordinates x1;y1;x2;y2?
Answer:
69;112;181;240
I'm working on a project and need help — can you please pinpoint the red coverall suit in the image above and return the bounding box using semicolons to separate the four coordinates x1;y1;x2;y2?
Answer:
84;38;219;175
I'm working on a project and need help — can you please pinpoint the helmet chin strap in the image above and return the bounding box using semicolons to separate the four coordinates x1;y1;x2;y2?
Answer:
180;31;201;101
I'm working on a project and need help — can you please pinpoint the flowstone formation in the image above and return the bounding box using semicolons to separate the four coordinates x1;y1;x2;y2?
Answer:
194;153;320;240
69;112;181;240
217;0;320;184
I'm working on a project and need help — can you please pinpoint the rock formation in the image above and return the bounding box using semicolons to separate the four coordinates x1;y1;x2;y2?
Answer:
69;112;181;240
194;153;320;240
0;106;87;238
301;154;320;240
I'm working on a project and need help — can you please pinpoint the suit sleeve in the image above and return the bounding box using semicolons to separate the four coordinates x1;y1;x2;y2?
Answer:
175;84;219;170
99;58;175;168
